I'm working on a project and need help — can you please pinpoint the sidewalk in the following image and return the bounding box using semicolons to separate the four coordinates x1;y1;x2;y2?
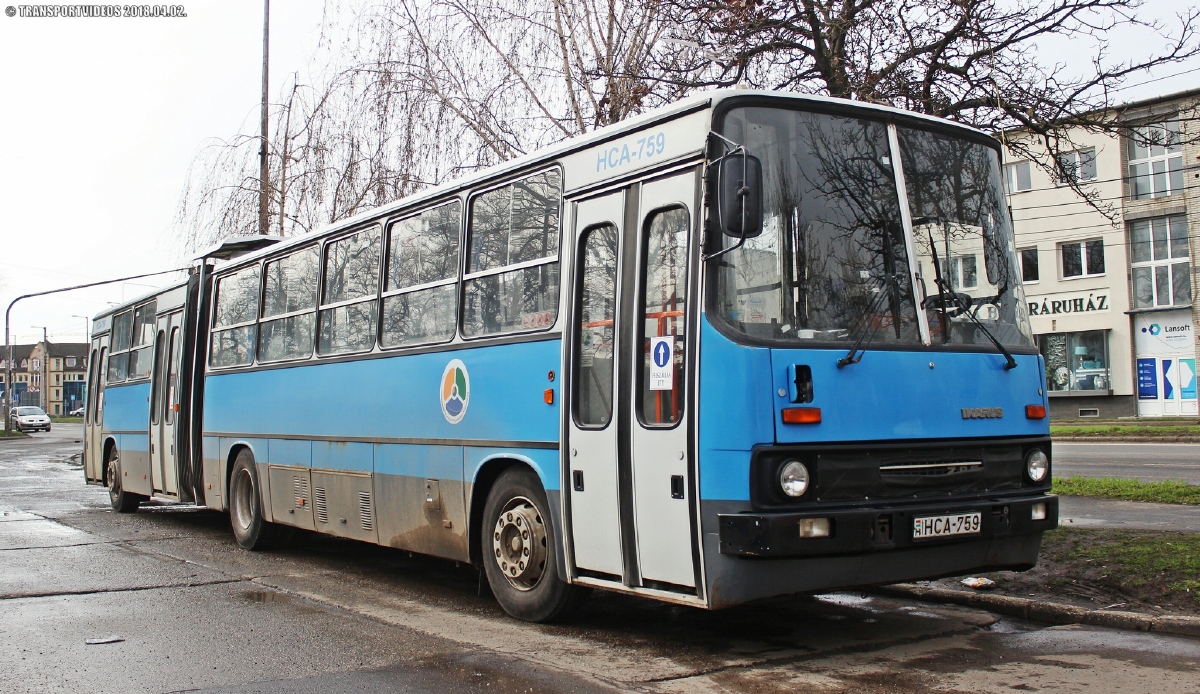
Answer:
1059;495;1200;532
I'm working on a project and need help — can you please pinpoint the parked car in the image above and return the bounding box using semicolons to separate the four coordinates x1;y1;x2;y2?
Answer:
10;406;51;432
68;406;85;417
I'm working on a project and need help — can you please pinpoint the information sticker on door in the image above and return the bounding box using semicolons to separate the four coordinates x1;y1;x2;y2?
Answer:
649;336;674;391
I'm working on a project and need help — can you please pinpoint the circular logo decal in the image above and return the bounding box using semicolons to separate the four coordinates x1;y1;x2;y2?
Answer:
440;359;470;424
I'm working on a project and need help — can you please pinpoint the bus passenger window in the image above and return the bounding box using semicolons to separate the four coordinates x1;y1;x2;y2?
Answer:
382;201;461;347
639;208;689;427
259;246;318;361
127;301;157;380
575;224;618;427
319;226;381;355
106;310;133;382
462;170;561;337
210;265;261;368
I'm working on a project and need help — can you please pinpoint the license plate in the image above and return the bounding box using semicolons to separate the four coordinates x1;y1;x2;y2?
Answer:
912;512;981;540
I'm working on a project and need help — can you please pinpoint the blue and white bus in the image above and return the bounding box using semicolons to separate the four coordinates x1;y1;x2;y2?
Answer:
83;90;1057;622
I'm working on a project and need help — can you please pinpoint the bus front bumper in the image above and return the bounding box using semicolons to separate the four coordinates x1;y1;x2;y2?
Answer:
718;494;1058;558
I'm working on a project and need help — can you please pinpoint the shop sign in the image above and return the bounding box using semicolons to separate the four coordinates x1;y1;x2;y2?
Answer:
1133;310;1195;355
1027;291;1109;316
1137;358;1158;399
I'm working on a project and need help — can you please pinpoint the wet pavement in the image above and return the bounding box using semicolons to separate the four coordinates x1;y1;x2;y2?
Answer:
1060;495;1200;532
1054;441;1200;484
2;425;1199;693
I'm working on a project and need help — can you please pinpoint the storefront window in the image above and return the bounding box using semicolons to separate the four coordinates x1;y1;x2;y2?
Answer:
1040;330;1110;392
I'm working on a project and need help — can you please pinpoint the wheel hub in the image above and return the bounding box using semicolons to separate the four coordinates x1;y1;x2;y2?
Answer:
107;457;120;502
492;496;547;591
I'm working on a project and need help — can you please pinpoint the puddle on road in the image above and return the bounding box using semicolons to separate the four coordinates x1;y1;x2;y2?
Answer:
241;590;290;604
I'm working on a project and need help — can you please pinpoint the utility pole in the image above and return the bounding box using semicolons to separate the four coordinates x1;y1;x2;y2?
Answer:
258;0;270;236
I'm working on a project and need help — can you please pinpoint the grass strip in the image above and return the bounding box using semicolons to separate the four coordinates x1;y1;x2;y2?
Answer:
1044;528;1200;597
1053;475;1200;505
1051;424;1200;437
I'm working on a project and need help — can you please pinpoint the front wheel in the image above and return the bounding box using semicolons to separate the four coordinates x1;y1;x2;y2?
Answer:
228;449;287;550
481;468;588;622
106;447;141;513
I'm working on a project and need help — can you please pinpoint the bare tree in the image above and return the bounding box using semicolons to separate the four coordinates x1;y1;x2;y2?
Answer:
667;0;1200;214
176;0;1200;252
176;0;713;253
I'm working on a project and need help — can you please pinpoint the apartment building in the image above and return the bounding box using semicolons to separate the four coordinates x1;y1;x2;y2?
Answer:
1;341;88;415
1005;88;1199;418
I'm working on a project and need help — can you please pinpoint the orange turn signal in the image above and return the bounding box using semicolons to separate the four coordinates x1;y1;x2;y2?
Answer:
1025;404;1046;419
544;388;555;405
781;407;821;424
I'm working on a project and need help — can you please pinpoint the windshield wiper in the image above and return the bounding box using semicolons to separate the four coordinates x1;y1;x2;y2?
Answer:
837;272;902;368
924;226;1018;371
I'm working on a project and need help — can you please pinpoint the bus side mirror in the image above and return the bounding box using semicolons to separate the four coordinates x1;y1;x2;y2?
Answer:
712;152;763;239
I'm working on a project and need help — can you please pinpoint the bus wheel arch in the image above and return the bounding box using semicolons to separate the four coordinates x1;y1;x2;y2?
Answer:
104;439;142;513
101;437;118;487
473;461;588;622
226;446;287;550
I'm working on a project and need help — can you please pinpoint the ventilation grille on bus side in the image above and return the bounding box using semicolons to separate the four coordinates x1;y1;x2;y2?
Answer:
314;487;328;524
358;491;373;531
293;476;309;509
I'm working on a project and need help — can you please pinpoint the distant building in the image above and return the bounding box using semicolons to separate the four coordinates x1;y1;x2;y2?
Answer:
2;341;88;415
1004;88;1199;418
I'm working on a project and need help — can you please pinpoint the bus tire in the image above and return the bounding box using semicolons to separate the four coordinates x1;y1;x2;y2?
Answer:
106;447;141;513
481;467;588;622
228;449;284;551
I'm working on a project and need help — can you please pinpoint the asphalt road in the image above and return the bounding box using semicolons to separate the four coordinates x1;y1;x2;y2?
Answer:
1053;441;1200;483
2;425;1198;693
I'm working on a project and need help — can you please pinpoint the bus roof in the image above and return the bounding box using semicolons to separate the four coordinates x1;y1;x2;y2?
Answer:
201;89;995;273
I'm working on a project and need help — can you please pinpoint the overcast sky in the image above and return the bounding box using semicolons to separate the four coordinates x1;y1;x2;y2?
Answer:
1;0;1198;347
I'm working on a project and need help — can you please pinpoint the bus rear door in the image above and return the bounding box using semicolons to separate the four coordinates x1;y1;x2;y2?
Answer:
149;312;183;496
84;337;108;483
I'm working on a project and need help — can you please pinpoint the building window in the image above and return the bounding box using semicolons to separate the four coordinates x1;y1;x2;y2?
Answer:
1127;119;1183;199
1060;240;1104;278
1040;331;1110;392
939;255;978;290
66;357;76;367
1005;161;1032;194
1130;214;1191;308
1057;148;1097;184
1020;248;1039;283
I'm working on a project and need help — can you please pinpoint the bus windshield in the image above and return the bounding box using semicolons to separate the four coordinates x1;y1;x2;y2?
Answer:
713;105;1033;350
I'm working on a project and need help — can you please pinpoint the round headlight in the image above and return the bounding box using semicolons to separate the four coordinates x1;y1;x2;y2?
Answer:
780;460;810;497
1026;449;1049;483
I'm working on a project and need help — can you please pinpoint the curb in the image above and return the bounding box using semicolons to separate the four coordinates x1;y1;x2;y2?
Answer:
877;584;1200;638
1054;436;1200;443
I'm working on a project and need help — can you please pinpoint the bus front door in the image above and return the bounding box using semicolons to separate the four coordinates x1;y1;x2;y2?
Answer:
84;337;108;483
567;171;698;592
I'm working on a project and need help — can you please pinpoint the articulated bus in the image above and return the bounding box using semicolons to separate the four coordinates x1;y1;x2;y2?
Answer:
82;89;1057;622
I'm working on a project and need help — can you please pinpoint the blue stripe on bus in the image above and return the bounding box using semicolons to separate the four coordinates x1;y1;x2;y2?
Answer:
203;339;562;444
102;382;151;433
375;443;462;481
466;446;560;492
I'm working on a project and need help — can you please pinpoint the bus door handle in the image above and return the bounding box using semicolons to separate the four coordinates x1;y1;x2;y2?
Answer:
572;470;584;492
670;475;685;499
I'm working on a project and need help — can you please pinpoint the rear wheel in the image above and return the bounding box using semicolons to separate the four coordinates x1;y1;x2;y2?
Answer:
229;449;287;550
481;467;588;622
106;447;142;513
